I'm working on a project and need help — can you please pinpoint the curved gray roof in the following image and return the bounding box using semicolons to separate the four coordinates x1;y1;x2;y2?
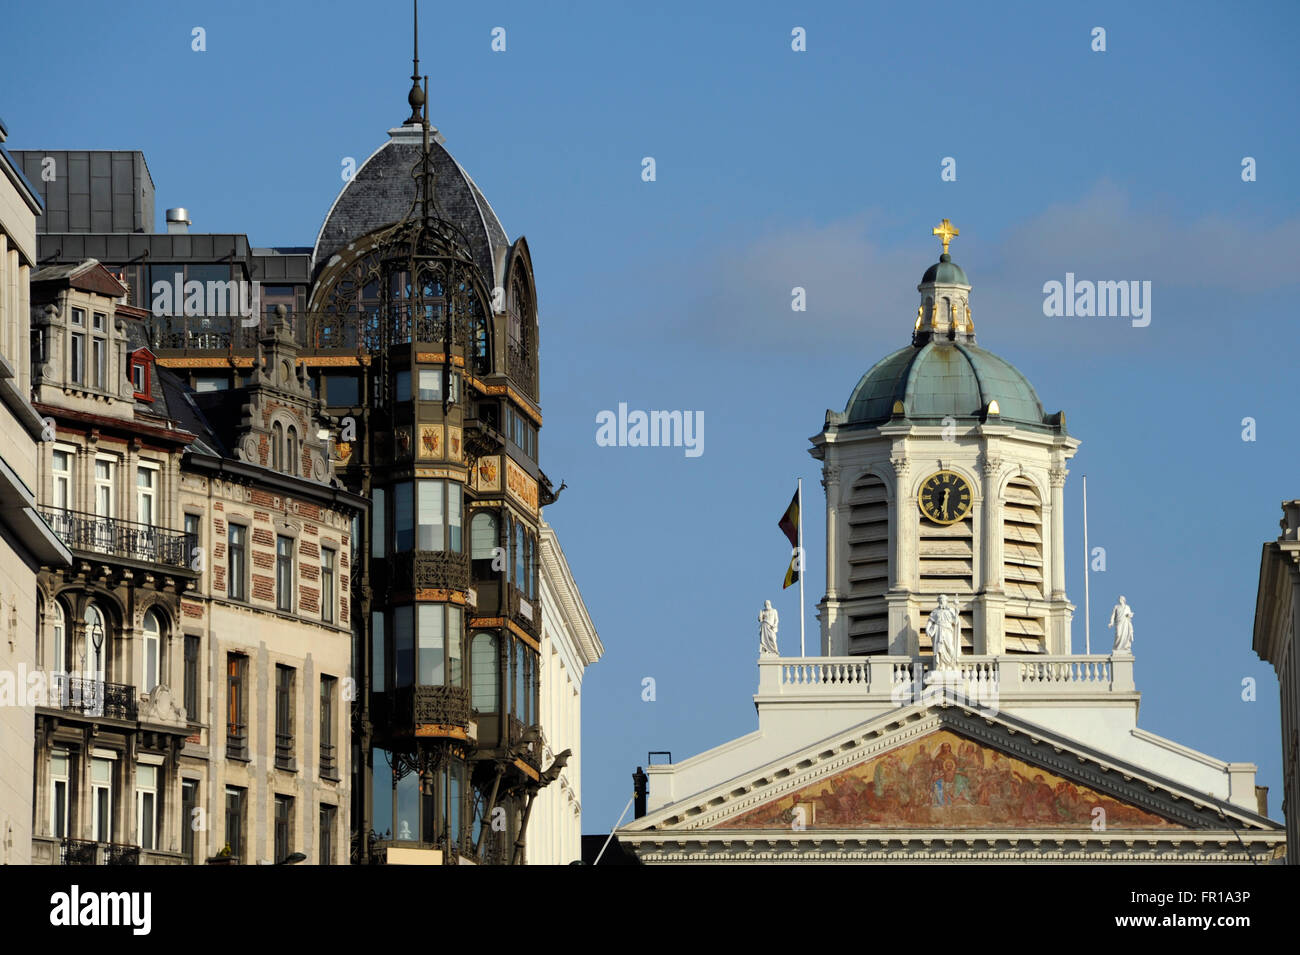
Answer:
312;125;509;288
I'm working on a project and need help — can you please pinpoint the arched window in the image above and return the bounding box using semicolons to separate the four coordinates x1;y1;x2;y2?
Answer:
84;603;107;683
286;426;298;475
470;633;499;711
51;602;66;674
143;609;162;693
271;422;283;471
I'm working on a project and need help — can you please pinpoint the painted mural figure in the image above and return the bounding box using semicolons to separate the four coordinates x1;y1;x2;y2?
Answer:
926;595;961;670
758;600;780;656
1108;596;1134;654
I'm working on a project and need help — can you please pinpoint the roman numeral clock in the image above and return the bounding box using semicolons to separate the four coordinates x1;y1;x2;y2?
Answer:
918;470;972;525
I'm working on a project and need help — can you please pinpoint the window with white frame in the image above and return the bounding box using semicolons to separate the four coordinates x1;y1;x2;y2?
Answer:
50;749;71;838
142;609;162;693
136;764;158;850
51;602;66;675
69;307;85;385
136;464;157;526
91;756;113;843
52;449;73;512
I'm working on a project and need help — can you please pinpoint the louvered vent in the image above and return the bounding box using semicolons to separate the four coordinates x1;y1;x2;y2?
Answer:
1003;476;1045;652
846;474;889;650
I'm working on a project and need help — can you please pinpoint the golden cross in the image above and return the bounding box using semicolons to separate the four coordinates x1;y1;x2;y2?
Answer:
932;218;959;255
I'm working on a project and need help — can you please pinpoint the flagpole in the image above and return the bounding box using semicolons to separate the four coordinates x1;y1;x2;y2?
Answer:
798;477;806;657
1082;474;1090;655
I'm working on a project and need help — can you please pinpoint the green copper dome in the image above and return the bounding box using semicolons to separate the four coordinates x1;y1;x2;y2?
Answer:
843;340;1063;434
921;252;968;286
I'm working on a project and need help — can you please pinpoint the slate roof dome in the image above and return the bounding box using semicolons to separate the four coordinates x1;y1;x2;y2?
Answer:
311;124;509;288
921;252;968;286
844;340;1061;433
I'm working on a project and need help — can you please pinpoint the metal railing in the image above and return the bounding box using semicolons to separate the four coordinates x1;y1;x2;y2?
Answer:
41;508;195;570
227;725;248;760
50;674;138;720
61;839;140;865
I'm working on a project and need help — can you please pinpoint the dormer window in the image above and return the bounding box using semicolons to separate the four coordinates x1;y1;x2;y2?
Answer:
129;348;155;401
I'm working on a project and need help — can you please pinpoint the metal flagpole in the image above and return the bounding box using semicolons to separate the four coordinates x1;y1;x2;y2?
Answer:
798;477;806;657
1082;474;1090;655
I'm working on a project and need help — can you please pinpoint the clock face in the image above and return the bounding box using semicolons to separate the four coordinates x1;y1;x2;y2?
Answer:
918;470;972;525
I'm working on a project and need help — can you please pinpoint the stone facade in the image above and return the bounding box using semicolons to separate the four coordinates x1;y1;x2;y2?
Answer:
529;523;602;864
0;124;73;866
26;261;364;865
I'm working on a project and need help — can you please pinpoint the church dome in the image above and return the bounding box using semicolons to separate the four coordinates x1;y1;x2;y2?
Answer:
843;340;1061;433
312;125;509;289
921;252;968;286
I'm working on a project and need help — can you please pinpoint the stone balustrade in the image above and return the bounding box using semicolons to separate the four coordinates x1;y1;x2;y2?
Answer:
758;653;1135;700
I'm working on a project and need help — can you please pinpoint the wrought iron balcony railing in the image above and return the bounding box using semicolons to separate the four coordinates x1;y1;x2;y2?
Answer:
61;839;141;865
50;674;138;720
40;508;195;570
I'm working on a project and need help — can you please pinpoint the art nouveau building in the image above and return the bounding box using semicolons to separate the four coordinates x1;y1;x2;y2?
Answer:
618;226;1286;864
1254;500;1300;863
27;259;364;865
0;121;73;866
16;22;600;864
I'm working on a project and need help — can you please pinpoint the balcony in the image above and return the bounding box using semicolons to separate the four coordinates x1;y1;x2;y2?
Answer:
61;839;140;865
388;550;471;594
757;654;1134;701
49;674;138;721
41;508;195;571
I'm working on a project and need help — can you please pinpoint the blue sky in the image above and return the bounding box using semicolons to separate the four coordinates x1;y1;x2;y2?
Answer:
5;0;1298;845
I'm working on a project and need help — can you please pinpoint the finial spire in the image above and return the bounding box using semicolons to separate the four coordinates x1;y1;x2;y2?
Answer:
932;218;959;256
405;0;425;124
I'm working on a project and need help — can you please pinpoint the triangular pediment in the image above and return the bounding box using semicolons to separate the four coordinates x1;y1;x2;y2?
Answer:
713;726;1181;831
626;698;1277;837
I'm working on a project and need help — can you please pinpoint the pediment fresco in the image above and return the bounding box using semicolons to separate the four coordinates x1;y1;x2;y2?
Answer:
712;729;1184;830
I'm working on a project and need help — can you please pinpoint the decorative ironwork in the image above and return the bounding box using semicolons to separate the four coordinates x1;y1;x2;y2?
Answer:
50;675;138;721
388;550;471;593
60;839;98;865
60;840;140;865
104;844;141;865
41;507;195;570
414;685;471;726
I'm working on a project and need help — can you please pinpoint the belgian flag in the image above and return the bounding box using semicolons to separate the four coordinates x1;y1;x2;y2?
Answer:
778;488;800;589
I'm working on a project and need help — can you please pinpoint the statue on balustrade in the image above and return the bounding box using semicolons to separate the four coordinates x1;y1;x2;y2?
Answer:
759;600;780;656
1108;596;1134;654
927;595;961;671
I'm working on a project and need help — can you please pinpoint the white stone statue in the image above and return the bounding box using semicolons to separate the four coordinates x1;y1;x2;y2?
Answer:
758;600;780;656
926;595;961;671
1108;596;1134;653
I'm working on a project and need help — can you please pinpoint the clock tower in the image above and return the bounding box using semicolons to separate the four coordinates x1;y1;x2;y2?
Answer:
811;222;1078;658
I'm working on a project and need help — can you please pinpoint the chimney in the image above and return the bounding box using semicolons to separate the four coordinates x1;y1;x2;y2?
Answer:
633;766;648;819
165;208;191;234
1255;785;1269;818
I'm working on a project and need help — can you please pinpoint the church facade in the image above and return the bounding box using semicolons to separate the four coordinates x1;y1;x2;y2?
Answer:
617;224;1285;863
